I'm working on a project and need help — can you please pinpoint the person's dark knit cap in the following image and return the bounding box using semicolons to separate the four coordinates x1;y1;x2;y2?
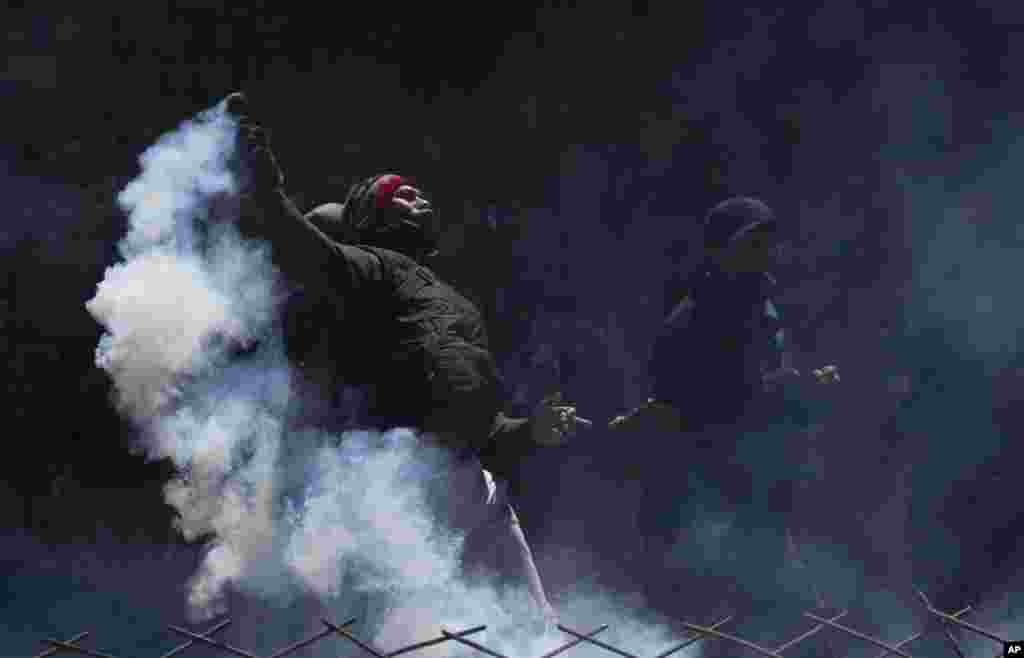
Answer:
703;197;777;249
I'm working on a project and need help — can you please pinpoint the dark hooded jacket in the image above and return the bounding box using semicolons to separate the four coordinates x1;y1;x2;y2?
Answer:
241;186;538;478
650;263;786;428
650;197;787;429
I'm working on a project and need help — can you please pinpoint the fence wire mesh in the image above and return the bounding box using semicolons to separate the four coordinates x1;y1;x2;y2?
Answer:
31;589;1009;658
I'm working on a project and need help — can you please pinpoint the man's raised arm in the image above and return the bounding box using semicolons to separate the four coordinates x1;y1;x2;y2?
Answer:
225;92;383;292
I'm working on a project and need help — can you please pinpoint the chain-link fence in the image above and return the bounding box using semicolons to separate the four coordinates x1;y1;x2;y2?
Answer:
31;589;1010;658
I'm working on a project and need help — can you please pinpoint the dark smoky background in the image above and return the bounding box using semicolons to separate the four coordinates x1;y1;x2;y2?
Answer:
5;1;1024;656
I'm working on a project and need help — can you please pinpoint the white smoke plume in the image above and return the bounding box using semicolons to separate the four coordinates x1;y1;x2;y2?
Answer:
87;100;289;617
85;100;701;658
84;100;465;622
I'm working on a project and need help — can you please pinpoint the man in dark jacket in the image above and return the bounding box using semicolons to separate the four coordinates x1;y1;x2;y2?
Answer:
225;93;579;625
610;197;837;430
609;197;839;615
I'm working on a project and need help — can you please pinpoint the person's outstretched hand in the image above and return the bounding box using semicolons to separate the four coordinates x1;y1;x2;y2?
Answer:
223;92;285;192
811;364;840;384
530;391;581;446
608;398;685;433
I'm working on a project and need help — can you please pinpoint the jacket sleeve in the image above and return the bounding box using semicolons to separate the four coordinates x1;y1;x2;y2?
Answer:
476;412;540;478
759;297;831;425
241;187;385;294
761;298;789;376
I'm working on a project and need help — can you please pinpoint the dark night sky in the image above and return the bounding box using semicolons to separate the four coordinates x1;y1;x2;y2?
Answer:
5;2;1024;657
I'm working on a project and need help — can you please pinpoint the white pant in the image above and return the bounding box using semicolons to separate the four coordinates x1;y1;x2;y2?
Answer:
421;452;515;541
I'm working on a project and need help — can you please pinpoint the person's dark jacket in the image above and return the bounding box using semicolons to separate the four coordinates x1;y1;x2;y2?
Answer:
240;187;538;478
649;261;787;429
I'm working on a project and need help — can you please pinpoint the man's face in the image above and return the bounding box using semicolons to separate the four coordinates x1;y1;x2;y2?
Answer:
390;184;439;240
717;225;778;273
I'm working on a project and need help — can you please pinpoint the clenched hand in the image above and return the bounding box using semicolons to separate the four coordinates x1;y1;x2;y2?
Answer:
530;392;581;446
223;92;285;192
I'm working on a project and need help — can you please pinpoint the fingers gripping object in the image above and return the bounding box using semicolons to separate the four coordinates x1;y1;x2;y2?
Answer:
811;364;840;384
557;407;593;428
545;392;592;429
547;391;592;426
222;92;284;189
224;91;248;118
531;394;593;447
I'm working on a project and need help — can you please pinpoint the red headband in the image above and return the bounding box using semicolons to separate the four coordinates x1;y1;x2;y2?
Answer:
372;174;407;210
